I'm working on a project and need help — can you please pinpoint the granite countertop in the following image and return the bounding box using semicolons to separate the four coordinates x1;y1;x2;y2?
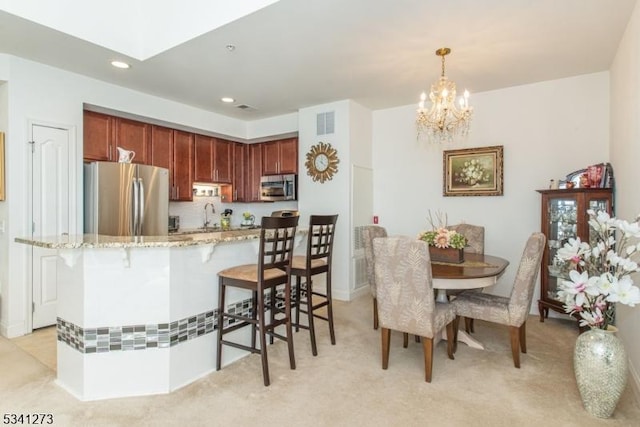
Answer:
15;228;262;249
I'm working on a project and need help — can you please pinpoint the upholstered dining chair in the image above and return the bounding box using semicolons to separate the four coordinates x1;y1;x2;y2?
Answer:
447;223;485;333
452;232;546;368
290;214;339;356
362;225;387;330
448;223;484;255
216;215;299;386
373;236;456;382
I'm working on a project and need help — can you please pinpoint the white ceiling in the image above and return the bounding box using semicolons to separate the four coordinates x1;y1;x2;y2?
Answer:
0;0;279;60
0;0;636;120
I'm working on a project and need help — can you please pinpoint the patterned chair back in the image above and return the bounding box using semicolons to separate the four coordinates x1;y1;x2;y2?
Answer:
373;237;439;338
363;225;388;297
448;223;485;254
507;232;546;325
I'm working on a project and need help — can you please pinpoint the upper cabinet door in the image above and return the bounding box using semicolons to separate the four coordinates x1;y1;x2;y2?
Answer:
194;135;233;183
114;118;151;164
232;142;246;201
278;138;298;174
262;141;279;175
213;139;233;184
173;130;194;201
194;134;214;182
150;125;173;171
83;111;114;161
247;143;263;202
262;138;298;175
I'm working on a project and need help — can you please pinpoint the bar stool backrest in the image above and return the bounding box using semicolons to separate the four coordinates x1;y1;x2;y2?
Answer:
259;216;299;283
304;215;338;269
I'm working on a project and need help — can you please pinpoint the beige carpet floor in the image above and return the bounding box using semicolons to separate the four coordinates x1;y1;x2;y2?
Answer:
2;294;640;427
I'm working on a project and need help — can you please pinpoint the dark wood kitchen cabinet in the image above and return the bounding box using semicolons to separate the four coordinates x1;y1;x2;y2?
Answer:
231;142;246;201
537;188;613;324
215;139;233;183
151;126;193;201
83;111;114;161
246;143;263;202
222;142;263;204
84;110;298;203
171;130;195;201
150;125;172;170
113;118;151;164
84;112;151;164
194;135;233;183
262;138;297;175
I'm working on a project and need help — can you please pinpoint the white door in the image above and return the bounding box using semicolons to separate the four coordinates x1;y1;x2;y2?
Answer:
31;124;71;329
352;165;373;292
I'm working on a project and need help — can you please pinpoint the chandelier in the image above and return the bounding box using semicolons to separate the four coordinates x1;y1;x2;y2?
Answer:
416;47;473;143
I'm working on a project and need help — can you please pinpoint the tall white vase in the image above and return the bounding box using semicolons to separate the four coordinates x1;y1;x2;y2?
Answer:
573;326;628;418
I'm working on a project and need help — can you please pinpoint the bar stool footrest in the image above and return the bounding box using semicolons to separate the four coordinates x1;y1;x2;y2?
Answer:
220;339;260;354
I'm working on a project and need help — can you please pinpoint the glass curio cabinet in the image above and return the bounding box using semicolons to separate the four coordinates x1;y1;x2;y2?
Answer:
536;188;613;325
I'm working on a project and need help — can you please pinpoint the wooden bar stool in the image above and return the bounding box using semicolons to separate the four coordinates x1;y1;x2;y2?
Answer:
290;214;338;356
216;216;299;386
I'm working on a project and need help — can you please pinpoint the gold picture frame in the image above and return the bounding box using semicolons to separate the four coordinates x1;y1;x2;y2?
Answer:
0;132;4;201
443;145;504;197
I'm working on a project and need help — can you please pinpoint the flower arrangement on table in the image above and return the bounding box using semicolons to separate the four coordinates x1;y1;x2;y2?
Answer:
555;209;640;329
418;228;467;249
418;211;467;263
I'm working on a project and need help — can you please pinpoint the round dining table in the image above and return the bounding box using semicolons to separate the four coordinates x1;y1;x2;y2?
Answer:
430;252;509;349
431;253;509;303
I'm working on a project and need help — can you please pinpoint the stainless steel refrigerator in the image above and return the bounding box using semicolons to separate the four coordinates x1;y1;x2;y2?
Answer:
84;162;169;236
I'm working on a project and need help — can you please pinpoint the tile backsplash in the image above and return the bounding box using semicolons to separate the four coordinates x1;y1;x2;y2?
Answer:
169;188;298;230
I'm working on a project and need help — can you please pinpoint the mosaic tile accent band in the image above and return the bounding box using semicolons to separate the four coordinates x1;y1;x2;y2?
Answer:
57;288;297;354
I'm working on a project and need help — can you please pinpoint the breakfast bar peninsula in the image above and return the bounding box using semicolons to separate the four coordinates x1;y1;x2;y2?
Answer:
16;229;305;401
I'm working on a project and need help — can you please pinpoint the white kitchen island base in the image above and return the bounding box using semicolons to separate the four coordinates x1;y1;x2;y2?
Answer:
18;230;305;401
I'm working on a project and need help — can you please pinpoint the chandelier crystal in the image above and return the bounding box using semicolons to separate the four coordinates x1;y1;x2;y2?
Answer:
416;48;473;143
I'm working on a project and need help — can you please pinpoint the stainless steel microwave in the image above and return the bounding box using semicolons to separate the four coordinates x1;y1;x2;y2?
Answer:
260;174;297;201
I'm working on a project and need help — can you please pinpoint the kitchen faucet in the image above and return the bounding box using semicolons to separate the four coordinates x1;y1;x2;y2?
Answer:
203;202;216;228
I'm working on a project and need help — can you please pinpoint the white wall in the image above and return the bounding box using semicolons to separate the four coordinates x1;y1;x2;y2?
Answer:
246;113;298;141
610;0;640;405
0;74;8;332
372;72;610;300
0;54;279;337
298;100;356;300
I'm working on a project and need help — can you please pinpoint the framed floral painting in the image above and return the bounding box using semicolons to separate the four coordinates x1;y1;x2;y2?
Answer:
443;145;503;197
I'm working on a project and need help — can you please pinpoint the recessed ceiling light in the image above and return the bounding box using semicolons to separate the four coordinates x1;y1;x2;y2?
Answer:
221;97;235;103
225;44;236;52
111;60;130;69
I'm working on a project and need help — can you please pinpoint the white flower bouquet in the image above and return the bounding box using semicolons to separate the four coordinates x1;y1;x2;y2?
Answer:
555;210;640;328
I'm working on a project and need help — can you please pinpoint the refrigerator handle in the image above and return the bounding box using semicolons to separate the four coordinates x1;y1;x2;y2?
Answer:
138;178;145;235
132;178;139;236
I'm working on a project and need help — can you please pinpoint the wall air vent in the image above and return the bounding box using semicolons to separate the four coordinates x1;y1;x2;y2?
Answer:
353;226;368;290
316;111;335;135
